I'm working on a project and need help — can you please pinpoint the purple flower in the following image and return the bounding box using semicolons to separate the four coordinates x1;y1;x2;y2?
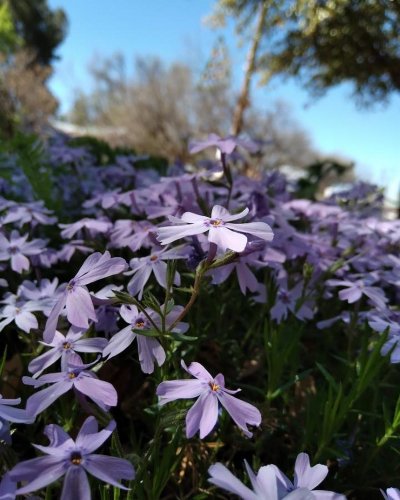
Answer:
57;240;92;263
126;245;189;299
326;277;387;310
59;217;112;239
0;299;42;333
189;134;259;156
43;251;127;342
9;416;135;499
0;230;46;273
2;200;57;227
208;452;346;499
109;219;156;251
18;278;65;316
157;205;273;253
270;280;314;323
103;304;188;373
28;327;107;378
24;355;117;416
156;360;261;438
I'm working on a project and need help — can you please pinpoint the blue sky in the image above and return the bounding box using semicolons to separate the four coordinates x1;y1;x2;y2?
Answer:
48;0;399;201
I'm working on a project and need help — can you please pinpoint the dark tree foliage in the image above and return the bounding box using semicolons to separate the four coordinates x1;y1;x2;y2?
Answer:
213;0;400;105
266;0;400;103
5;0;67;65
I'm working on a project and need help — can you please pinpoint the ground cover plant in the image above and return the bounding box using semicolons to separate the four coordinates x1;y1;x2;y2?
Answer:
0;132;399;499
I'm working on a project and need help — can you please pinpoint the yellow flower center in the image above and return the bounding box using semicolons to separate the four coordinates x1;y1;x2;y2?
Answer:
209;382;220;392
70;452;82;465
68;372;76;379
63;342;72;350
210;219;222;227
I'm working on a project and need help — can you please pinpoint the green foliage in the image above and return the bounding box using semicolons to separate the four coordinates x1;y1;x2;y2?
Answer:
0;1;20;54
0;132;59;211
6;0;67;65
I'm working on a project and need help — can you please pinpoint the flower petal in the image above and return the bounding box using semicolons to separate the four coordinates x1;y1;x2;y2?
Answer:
74;374;117;407
15;311;38;333
66;286;96;329
157;223;208;246
83;454;135;489
75;419;116;453
208;226;247;252
294;453;328;490
156;379;204;405
182;360;214;381
208;462;257;500
217;391;261;437
43;293;67;343
26;381;71;416
61;466;90;500
186;392;218;438
137;336;166;374
102;326;136;359
13;457;66;494
225;221;274;241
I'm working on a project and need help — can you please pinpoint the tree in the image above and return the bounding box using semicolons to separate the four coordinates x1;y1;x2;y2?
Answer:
66;54;320;169
210;0;400;133
4;0;67;65
0;0;67;137
265;0;400;104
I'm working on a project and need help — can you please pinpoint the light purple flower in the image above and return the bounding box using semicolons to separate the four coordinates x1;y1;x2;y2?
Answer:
9;416;135;499
109;219;156;251
326;277;387;310
103;304;188;373
126;245;189;299
18;278;65;317
24;355;117;416
59;217;112;239
0;300;41;333
57;240;92;263
28;327;107;378
208;453;346;499
270;281;314;323
0;230;46;273
189;134;259;156
43;251;127;342
156;360;261;438
157;205;273;253
2;201;57;227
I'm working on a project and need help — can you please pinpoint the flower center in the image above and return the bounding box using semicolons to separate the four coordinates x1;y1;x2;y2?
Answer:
150;254;158;261
135;319;145;329
70;451;82;465
209;218;223;227
66;280;75;292
68;371;76;379
209;382;220;392
8;245;19;255
63;342;72;350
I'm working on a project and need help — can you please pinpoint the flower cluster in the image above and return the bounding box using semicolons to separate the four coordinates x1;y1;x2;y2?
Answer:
0;132;399;498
